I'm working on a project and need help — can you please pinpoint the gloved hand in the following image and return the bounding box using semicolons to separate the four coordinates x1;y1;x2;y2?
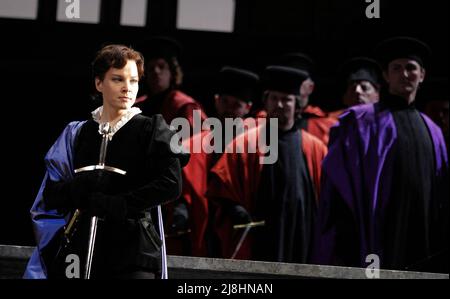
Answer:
229;204;252;225
170;201;189;232
43;170;118;211
65;172;96;209
68;170;117;208
87;192;127;221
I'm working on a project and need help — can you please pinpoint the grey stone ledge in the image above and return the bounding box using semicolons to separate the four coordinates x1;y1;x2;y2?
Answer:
1;245;448;279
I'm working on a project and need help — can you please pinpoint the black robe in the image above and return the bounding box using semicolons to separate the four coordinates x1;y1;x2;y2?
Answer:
253;127;316;263
382;95;445;272
43;114;188;278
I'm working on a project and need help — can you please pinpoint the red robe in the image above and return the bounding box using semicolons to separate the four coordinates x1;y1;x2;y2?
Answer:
327;109;344;120
254;106;338;145
302;105;339;146
181;118;260;256
181;130;214;256
207;125;328;259
135;90;207;127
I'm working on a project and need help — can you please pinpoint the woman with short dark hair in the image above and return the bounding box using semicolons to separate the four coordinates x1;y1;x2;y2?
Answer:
24;44;189;279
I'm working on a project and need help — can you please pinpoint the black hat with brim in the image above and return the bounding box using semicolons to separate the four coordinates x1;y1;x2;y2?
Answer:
339;57;382;87
277;52;315;78
262;65;309;95
374;36;431;69
218;66;260;103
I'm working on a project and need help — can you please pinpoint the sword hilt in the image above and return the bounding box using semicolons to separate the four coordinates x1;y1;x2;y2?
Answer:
233;220;265;230
64;209;82;243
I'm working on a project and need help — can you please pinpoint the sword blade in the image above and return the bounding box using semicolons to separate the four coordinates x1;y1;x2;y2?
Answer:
83;124;110;279
230;225;252;259
84;216;98;279
81;122;124;279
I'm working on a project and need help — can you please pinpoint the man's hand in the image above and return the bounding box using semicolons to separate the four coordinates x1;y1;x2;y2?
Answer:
229;204;252;225
171;201;189;232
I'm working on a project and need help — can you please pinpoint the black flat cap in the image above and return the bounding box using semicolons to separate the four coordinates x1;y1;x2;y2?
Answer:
277;52;315;78
374;36;431;69
262;65;309;95
218;66;260;103
339;57;382;87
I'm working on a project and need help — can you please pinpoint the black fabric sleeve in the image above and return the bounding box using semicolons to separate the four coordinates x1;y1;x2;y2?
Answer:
43;178;73;211
113;115;189;217
43;172;98;211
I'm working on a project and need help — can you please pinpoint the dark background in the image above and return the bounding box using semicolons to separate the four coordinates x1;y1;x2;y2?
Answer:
0;0;448;246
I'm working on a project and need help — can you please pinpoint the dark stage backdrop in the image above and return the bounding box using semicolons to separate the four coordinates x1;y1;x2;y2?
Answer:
0;0;448;246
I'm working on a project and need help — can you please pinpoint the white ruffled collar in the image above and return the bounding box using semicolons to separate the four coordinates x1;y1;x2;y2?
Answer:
91;106;142;140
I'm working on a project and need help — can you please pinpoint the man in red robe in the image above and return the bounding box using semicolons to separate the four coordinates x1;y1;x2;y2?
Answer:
135;37;207;255
273;52;337;145
207;66;327;262
175;66;260;256
135;36;207;127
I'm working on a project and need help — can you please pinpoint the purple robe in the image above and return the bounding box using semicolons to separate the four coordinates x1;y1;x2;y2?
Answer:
311;102;448;268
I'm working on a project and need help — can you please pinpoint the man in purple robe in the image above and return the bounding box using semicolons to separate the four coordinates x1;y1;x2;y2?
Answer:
311;37;448;273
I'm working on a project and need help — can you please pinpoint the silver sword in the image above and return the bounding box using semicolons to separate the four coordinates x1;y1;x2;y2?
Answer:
74;122;127;279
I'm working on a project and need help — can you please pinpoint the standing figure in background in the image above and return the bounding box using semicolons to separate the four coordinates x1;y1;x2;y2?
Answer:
208;66;327;262
340;57;382;107
178;66;260;257
278;52;337;145
327;56;382;120
135;36;207;128
312;37;448;273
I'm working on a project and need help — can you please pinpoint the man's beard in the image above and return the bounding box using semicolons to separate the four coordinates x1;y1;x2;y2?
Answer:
269;110;289;127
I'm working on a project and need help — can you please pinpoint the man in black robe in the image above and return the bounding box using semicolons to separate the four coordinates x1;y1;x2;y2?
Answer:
208;66;327;263
312;37;448;273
